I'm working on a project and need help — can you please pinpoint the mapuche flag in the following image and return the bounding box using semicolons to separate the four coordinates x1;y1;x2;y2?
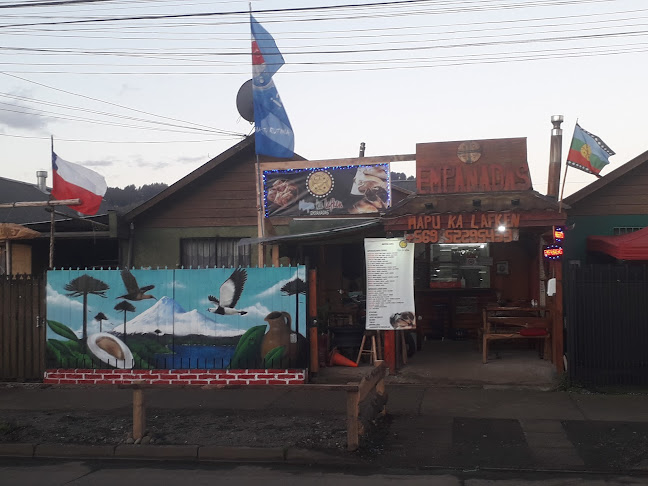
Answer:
251;14;294;159
566;124;615;177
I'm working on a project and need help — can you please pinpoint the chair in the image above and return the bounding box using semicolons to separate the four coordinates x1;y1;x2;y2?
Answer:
356;331;378;365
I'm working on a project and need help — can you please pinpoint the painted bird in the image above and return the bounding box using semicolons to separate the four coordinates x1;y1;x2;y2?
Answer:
208;268;248;315
117;268;156;301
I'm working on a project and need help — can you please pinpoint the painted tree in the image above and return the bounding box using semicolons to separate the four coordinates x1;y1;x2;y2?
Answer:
64;275;109;352
94;312;108;332
281;277;307;331
114;300;136;345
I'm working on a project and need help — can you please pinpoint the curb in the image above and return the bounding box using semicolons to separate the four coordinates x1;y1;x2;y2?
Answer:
0;442;355;465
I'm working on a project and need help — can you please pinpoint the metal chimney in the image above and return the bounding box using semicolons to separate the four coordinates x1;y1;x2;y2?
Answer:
547;115;564;199
36;171;48;192
359;142;365;157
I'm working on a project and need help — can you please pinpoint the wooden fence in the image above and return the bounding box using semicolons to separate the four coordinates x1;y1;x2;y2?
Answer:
565;264;648;387
0;274;46;381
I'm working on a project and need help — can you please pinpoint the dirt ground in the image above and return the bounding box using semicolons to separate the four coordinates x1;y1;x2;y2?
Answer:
0;407;353;451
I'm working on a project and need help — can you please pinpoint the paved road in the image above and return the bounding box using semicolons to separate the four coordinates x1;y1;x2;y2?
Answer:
2;459;648;486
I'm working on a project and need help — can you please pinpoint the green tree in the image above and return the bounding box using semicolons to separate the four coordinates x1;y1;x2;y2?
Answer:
64;275;109;352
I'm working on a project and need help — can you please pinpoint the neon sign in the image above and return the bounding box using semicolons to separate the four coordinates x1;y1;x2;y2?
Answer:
553;226;565;242
543;245;564;260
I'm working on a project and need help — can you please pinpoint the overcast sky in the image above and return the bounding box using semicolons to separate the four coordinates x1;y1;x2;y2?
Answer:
1;0;646;198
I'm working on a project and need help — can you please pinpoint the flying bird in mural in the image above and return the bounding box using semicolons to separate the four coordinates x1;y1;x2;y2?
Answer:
207;268;248;315
117;268;156;301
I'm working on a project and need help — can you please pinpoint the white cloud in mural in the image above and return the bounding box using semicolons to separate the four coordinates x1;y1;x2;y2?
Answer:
46;284;85;311
256;269;301;299
242;303;271;319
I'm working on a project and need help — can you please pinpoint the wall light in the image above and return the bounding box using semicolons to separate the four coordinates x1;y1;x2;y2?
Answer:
424;202;434;210
472;199;481;208
497;225;506;232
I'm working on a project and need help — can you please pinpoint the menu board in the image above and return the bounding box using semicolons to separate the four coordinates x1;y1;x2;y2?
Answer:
364;238;416;331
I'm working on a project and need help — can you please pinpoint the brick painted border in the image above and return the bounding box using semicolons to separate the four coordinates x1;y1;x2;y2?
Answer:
43;369;307;386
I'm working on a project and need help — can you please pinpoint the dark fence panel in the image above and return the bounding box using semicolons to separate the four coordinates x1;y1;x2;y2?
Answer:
0;274;46;381
566;264;648;386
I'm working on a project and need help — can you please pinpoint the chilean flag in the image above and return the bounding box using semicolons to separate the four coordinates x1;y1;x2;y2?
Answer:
51;152;107;216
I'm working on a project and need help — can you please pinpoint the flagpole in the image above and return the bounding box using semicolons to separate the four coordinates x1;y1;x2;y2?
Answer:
250;3;266;267
49;135;55;269
558;121;577;213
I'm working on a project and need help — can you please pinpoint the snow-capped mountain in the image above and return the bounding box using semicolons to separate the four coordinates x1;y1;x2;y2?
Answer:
112;296;245;337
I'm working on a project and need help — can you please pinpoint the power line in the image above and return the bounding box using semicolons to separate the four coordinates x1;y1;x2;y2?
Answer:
0;72;246;137
0;131;243;143
0;0;620;29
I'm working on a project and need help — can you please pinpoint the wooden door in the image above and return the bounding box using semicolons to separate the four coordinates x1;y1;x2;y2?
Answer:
0;274;46;381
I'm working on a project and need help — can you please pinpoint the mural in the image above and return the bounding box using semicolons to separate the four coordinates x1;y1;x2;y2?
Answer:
46;266;308;370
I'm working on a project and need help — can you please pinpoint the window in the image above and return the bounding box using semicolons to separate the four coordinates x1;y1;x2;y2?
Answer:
613;227;643;235
429;243;491;289
181;238;250;268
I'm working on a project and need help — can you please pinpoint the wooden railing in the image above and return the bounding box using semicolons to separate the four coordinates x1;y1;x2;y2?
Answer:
129;361;388;452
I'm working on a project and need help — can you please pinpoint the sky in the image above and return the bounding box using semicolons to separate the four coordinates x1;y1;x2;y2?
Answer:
1;0;647;199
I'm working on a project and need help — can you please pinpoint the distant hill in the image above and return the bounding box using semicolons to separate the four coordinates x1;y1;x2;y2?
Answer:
104;183;168;212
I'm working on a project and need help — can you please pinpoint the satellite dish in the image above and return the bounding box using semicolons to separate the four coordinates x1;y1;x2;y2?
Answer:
236;79;254;123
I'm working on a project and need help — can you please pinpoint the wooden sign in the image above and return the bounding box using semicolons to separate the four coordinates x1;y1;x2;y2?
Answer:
406;228;518;244
404;211;520;244
416;138;532;194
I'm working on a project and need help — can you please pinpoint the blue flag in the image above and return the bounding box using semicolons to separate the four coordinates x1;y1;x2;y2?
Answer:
251;14;294;158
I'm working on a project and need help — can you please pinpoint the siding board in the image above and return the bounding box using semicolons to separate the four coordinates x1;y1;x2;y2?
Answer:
140;154;260;229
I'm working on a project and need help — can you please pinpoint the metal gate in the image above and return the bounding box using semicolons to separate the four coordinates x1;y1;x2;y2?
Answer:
565;264;648;387
0;274;46;381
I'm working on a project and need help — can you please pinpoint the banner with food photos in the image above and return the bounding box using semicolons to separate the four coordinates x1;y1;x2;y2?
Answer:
263;164;390;217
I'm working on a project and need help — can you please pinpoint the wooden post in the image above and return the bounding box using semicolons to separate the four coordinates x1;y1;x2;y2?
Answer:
48;209;55;269
308;269;319;374
383;330;396;373
375;359;387;416
346;389;359;451
132;386;146;440
271;244;279;267
309;325;319;374
551;260;565;372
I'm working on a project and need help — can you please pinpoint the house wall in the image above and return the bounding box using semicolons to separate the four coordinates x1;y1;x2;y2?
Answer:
564;214;648;263
130;226;259;268
128;146;291;268
138;153;258;230
566;164;648;261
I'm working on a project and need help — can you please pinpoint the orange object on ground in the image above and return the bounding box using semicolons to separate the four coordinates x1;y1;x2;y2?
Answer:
329;348;358;367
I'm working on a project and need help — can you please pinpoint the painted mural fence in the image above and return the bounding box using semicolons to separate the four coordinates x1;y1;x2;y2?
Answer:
46;266;308;371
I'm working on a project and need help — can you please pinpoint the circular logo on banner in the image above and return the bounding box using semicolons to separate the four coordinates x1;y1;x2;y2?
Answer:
399;240;408;248
306;170;334;197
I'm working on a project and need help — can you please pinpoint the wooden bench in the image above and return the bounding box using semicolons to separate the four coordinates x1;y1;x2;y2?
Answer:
482;307;551;364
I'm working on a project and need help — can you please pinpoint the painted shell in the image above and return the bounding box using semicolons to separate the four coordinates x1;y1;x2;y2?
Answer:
87;332;134;369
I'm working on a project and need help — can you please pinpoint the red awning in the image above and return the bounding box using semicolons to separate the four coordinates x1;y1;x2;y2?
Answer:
587;226;648;260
